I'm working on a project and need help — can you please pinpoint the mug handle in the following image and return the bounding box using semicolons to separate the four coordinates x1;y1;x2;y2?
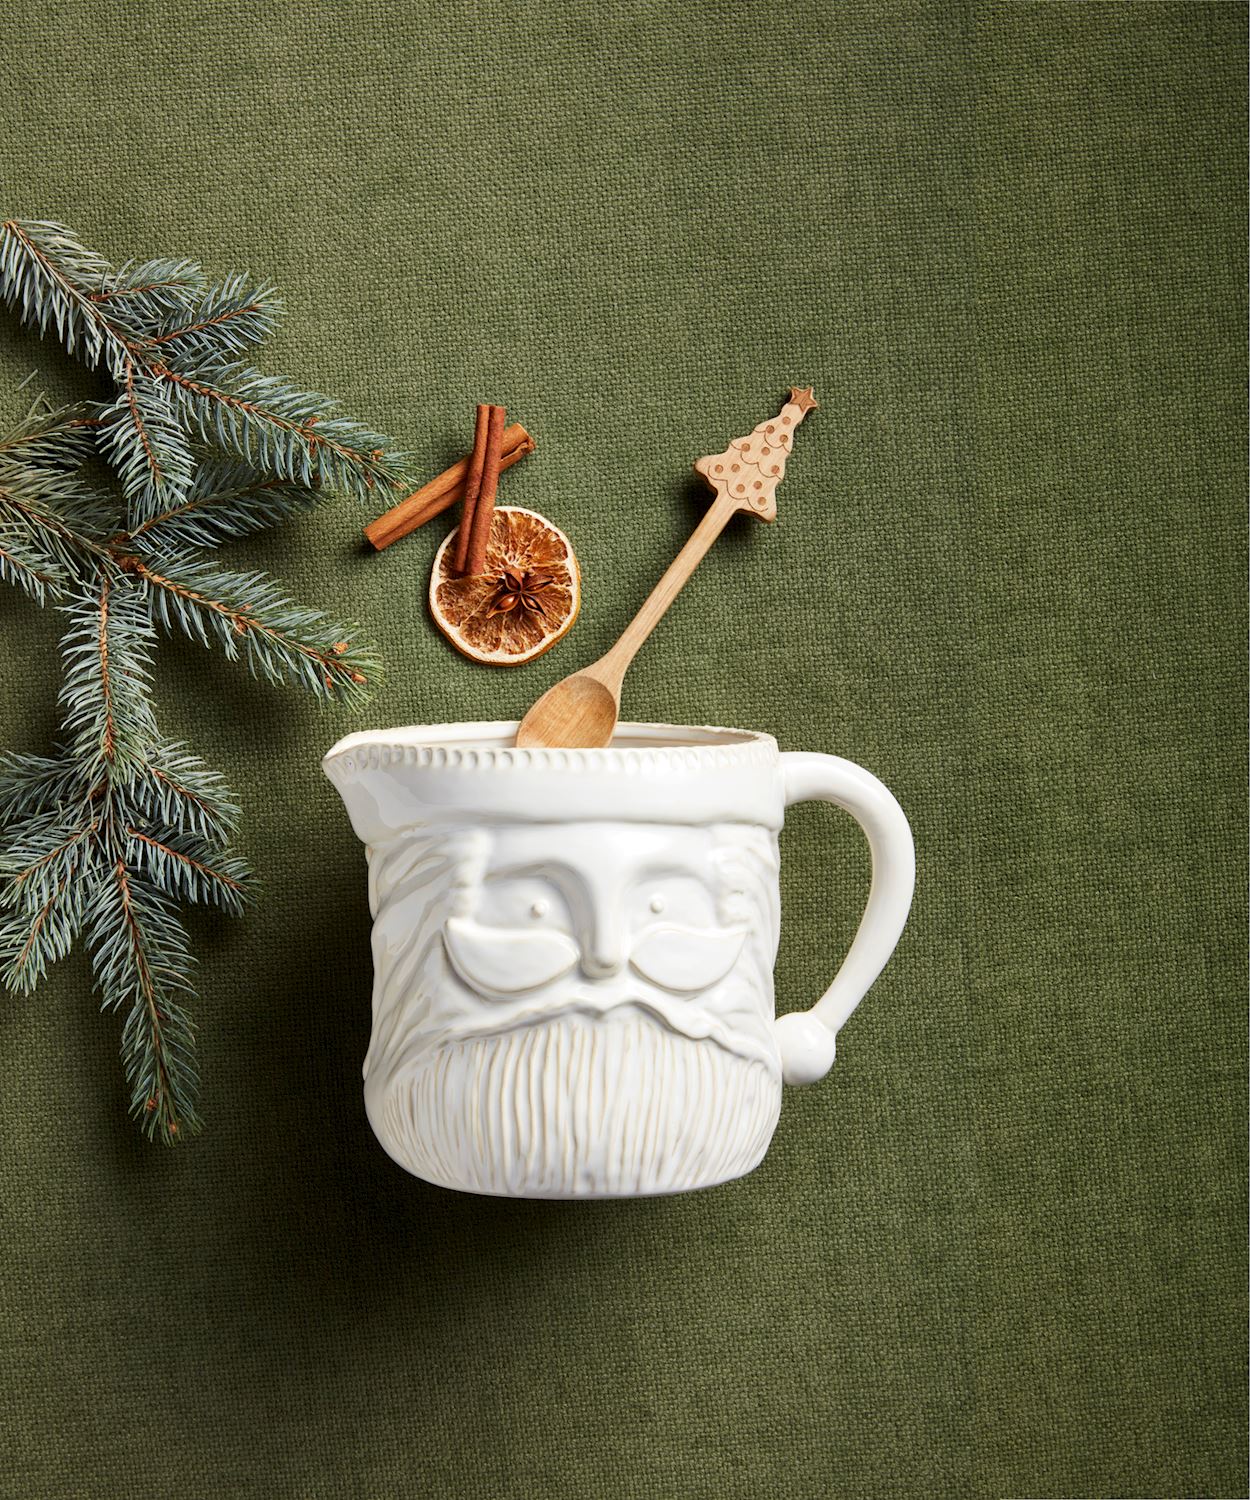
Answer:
774;752;916;1085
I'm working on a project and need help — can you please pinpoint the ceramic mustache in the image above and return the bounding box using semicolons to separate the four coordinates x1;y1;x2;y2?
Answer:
443;914;747;997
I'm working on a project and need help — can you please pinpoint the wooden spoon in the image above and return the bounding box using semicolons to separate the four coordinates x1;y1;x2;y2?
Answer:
515;387;817;749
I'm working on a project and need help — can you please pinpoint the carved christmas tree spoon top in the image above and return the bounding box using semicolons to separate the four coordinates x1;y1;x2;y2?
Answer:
515;388;817;750
694;383;817;521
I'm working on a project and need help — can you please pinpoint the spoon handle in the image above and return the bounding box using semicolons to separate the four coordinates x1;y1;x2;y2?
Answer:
597;489;741;684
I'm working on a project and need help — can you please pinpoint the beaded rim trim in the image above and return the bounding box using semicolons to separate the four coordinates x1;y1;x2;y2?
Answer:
324;722;779;780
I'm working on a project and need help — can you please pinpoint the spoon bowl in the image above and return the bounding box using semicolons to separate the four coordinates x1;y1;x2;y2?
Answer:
514;668;620;749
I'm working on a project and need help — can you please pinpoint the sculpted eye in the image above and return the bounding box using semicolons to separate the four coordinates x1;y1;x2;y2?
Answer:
477;875;570;933
632;874;715;930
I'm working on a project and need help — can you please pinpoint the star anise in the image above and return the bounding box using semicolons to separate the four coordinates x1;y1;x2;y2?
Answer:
486;568;555;617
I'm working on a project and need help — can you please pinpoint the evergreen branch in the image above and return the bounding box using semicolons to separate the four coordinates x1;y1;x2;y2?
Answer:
88;852;200;1142
98;362;195;524
0;492;114;584
0;804;96;991
126;553;377;703
0;455;115;591
0;750;83;825
0;856;87;993
91;257;206;329
58;576;158;772
0;400;100;466
0;223;401;1144
121;459;321;549
0;535;65;601
0;460;120;558
0;221;141;376
131;742;241;844
153;360;408;501
121;985;200;1143
0;810;98;901
125;825;251;914
147;273;281;365
0;750;96;834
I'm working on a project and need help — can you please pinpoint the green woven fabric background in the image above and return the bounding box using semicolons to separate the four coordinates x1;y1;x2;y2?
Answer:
0;2;1245;1497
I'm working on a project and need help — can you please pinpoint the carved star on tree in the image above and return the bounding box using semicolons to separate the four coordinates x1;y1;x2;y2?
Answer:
788;385;819;414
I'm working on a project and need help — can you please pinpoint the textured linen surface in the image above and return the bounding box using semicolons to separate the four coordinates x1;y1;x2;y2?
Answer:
0;3;1245;1498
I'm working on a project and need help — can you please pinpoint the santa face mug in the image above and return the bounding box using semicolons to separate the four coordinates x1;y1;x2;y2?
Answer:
322;722;914;1199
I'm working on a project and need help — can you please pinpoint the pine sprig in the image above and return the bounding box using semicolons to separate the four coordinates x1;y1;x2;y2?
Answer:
0;750;81;824
1;808;98;911
0;218;410;516
95;257;208;329
58;578;159;773
0;218;407;1144
131;743;242;845
0;750;98;994
155;360;405;501
0;400;99;466
89;854;202;1141
0;220;135;375
0;442;116;591
125;824;250;915
0;533;64;603
146;272;281;364
125;460;324;550
131;553;376;703
98;363;195;521
0;847;89;993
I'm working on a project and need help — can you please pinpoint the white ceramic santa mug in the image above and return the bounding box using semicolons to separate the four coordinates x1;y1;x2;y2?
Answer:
323;722;914;1199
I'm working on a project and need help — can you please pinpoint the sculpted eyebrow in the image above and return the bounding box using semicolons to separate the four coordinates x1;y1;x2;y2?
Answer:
482;863;561;881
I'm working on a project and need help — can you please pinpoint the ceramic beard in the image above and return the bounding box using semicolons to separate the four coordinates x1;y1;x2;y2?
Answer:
362;820;783;1197
324;723;914;1199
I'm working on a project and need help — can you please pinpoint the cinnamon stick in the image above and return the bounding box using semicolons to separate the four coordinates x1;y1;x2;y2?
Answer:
362;422;534;550
465;404;507;576
453;404;492;575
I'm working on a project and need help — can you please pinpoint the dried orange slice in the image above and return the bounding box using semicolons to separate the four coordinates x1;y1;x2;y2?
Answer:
429;506;581;666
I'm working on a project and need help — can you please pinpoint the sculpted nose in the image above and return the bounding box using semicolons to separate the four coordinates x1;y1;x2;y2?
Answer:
582;914;625;979
582;945;624;979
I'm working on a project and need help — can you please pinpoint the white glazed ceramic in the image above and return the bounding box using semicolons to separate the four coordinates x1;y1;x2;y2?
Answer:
322;722;914;1199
